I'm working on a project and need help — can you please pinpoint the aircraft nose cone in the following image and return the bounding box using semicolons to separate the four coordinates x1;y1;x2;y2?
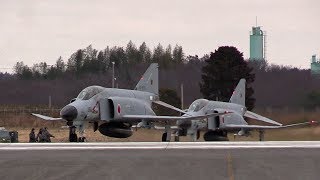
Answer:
60;105;78;121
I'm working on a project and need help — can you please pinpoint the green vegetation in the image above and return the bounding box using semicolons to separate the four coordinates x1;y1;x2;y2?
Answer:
13;42;185;80
200;46;255;110
303;91;320;110
2;43;320;110
154;88;181;116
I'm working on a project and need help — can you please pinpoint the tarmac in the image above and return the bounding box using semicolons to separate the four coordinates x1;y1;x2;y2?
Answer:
0;142;319;180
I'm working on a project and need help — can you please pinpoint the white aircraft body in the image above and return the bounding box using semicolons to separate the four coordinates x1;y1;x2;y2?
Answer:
33;64;316;141
141;79;317;141
32;63;225;141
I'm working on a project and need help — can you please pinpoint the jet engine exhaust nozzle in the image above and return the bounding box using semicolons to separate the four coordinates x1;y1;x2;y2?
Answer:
60;105;78;121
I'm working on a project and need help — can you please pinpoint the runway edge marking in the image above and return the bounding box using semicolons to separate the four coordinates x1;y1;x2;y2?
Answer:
1;145;320;150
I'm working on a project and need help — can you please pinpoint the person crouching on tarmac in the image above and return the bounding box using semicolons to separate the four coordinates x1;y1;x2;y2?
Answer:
29;128;36;142
36;128;45;142
43;127;55;142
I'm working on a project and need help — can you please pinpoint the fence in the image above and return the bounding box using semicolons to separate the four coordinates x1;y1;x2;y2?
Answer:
0;107;62;128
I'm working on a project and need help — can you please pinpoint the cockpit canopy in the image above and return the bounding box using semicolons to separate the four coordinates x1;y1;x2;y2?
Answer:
77;86;105;100
188;99;209;112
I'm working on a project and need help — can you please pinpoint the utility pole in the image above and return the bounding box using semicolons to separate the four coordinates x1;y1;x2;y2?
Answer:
112;62;115;88
180;83;184;109
48;95;52;109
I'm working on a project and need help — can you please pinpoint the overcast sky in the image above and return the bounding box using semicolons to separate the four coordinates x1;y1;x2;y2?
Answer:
0;0;319;72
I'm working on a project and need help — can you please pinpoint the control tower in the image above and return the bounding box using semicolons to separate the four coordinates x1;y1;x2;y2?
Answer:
249;26;266;61
311;55;320;76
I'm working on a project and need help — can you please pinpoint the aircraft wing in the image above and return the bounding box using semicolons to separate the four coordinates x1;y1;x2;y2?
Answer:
121;112;229;122
31;113;63;121
224;121;318;130
153;101;189;115
244;111;282;126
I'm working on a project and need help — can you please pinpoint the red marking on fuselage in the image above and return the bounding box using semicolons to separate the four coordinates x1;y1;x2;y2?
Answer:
117;104;121;114
92;101;99;114
310;120;318;125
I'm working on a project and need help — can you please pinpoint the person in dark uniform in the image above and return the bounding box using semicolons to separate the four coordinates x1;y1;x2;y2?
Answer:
36;128;45;142
69;126;78;142
29;128;36;142
43;127;55;142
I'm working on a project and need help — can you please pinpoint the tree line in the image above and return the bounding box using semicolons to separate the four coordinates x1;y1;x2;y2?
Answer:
13;41;185;80
2;44;320;110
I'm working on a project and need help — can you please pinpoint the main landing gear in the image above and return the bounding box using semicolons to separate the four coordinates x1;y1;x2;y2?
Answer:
259;130;265;141
161;124;172;142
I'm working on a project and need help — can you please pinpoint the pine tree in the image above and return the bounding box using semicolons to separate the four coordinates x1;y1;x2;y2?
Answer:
75;49;84;74
14;62;33;79
162;45;173;68
152;43;164;63
126;41;138;64
55;56;66;74
138;42;147;63
172;45;184;64
97;51;106;72
144;47;152;63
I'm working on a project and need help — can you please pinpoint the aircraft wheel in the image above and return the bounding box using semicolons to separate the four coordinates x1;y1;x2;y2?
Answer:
203;131;229;141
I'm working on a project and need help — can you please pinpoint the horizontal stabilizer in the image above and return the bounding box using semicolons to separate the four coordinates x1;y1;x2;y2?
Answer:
244;111;282;126
153;101;189;115
224;121;317;130
121;112;230;122
31;113;63;121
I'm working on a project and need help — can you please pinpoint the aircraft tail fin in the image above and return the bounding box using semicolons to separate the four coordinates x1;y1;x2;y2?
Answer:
134;63;159;95
229;78;246;106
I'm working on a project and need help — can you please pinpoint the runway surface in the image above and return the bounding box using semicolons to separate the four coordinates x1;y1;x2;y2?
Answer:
0;142;320;180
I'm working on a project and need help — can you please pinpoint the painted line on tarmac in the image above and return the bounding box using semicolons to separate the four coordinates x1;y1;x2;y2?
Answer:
1;145;320;150
226;153;235;180
2;141;320;146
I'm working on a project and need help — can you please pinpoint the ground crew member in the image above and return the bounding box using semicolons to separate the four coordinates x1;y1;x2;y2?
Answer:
36;128;45;142
29;128;36;142
43;127;55;142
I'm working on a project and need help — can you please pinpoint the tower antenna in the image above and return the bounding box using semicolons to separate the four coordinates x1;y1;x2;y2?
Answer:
256;16;258;26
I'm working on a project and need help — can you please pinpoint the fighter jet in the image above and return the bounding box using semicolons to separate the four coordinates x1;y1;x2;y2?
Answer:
32;63;225;141
133;79;317;141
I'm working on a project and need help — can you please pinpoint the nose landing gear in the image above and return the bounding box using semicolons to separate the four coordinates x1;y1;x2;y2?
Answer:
67;122;86;142
69;126;78;142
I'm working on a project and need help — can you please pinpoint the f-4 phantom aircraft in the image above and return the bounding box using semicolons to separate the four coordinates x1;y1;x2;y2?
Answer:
135;79;317;141
32;63;225;141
